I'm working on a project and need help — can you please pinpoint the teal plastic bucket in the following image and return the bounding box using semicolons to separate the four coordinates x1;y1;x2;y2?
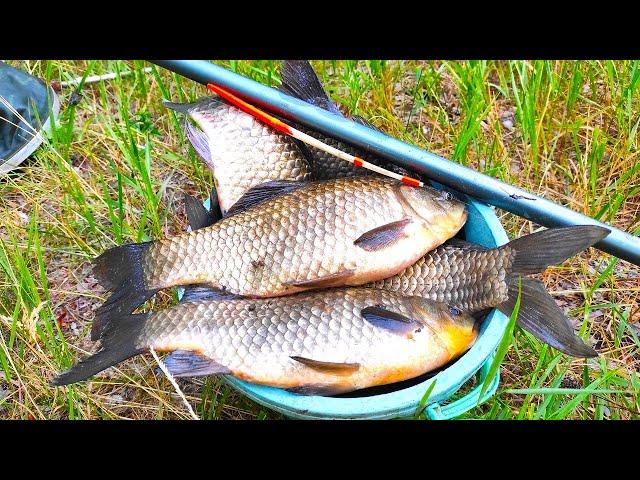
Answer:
184;190;509;419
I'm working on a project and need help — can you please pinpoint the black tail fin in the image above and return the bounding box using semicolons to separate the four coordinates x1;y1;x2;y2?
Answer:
507;225;609;275
497;277;597;358
51;312;150;386
91;242;158;341
279;60;343;116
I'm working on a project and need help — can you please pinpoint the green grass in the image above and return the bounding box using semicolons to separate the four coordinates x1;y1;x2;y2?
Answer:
0;60;638;419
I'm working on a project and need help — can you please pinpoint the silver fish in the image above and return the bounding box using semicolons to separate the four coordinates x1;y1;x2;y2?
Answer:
51;287;478;394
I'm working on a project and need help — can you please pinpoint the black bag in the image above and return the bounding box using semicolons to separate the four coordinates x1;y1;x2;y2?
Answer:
0;61;59;172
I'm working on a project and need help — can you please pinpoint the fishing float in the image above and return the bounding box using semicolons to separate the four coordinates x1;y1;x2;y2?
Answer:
206;83;424;188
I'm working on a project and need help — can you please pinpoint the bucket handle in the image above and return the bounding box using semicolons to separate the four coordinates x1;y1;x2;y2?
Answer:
424;353;500;420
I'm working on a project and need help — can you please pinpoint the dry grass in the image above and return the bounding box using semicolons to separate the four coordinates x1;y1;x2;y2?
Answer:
0;60;638;419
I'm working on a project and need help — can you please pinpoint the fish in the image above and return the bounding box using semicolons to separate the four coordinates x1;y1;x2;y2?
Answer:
369;226;610;357
182;193;606;359
164;97;313;214
90;176;467;340
51;287;478;394
277;60;428;182
167;61;427;216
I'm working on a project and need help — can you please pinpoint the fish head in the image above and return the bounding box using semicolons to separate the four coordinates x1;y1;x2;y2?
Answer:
396;185;467;236
410;298;479;358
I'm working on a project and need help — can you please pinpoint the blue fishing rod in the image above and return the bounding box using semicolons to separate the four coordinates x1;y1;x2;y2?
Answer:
150;60;640;266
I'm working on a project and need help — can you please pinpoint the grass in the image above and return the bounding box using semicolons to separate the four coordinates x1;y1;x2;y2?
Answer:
0;60;638;420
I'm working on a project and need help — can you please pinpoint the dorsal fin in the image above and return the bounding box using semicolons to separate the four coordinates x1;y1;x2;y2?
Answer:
290;137;320;165
286;384;351;396
224;180;309;217
163;99;197;114
163;96;228;115
350;114;383;133
208;188;222;224
279;60;343;116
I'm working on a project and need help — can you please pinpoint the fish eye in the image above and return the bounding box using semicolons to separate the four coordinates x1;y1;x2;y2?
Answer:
440;191;453;201
448;306;461;316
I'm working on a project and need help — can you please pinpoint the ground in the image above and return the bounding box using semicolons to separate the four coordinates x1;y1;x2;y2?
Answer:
0;60;638;420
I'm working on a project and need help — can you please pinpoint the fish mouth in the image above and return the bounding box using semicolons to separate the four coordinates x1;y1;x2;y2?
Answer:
427;302;479;357
444;207;468;237
437;322;478;359
394;184;467;230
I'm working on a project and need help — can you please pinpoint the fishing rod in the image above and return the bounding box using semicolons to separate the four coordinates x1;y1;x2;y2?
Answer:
150;60;640;266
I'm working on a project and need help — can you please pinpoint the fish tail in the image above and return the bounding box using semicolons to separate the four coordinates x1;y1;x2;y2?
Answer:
507;225;610;275
497;277;597;358
51;312;150;386
91;242;159;341
497;226;609;357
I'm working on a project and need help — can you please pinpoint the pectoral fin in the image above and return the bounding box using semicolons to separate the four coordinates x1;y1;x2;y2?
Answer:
291;356;360;374
284;269;355;289
361;305;421;335
183;120;212;167
354;218;413;252
184;193;217;231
